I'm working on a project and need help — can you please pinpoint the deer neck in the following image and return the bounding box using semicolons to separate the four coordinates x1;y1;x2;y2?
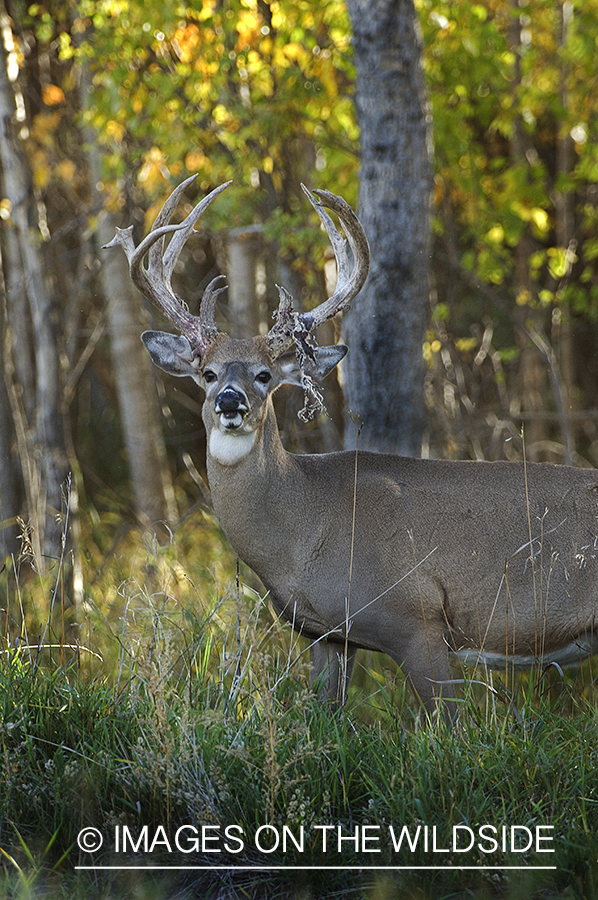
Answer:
204;401;299;563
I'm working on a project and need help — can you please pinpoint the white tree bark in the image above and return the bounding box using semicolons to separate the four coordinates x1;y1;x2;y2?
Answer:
83;148;177;533
0;266;18;556
226;226;263;338
74;23;176;536
94;203;178;533
0;28;68;567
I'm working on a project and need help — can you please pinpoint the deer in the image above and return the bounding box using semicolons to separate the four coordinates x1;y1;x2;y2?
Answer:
105;175;598;721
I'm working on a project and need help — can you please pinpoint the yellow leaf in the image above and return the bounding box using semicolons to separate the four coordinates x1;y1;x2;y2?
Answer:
486;224;504;244
516;288;532;306
198;0;215;21
54;159;76;182
106;119;125;143
455;337;478;352
138;147;169;186
42;84;65;106
185;150;206;172
173;23;200;63
31;149;50;189
530;208;549;234
547;246;576;279
212;104;229;124
283;43;304;61
31;111;62;144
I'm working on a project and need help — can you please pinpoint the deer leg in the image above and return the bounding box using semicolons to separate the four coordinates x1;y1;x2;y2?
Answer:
309;638;357;706
392;631;458;724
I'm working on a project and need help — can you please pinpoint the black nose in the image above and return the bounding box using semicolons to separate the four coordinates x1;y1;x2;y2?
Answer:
216;388;244;412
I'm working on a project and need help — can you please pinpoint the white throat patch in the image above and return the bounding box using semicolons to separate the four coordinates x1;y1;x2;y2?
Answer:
209;428;256;466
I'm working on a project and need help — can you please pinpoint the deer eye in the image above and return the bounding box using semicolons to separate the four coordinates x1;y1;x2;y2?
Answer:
203;369;217;384
256;370;272;385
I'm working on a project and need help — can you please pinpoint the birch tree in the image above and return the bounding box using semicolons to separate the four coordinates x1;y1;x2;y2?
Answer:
0;20;68;568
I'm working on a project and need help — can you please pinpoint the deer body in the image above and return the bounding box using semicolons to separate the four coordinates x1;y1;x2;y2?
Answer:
201;340;598;713
107;178;598;718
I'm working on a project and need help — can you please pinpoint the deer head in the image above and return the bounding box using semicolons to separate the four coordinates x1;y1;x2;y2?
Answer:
104;178;369;471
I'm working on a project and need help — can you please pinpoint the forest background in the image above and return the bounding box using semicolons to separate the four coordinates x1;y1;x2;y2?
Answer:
1;0;598;580
2;2;598;897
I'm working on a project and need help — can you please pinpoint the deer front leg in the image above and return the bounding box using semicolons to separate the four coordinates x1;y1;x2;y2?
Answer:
309;638;357;706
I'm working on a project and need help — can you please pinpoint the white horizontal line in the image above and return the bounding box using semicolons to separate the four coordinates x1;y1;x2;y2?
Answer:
75;865;557;871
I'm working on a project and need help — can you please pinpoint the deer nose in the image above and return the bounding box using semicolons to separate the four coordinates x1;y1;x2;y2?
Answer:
215;388;247;414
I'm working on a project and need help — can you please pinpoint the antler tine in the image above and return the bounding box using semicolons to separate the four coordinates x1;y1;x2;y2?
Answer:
265;186;370;358
102;176;197;254
147;173;200;274
265;285;295;359
199;275;228;343
303;187;351;287
299;186;370;331
152;174;199;228
104;179;233;359
138;179;232;285
163;180;232;283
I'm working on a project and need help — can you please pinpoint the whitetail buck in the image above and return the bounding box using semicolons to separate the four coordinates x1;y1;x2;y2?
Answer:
106;176;598;719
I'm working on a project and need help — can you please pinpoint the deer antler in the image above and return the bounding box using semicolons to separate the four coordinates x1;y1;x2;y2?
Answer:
103;175;231;360
265;185;370;359
104;178;369;363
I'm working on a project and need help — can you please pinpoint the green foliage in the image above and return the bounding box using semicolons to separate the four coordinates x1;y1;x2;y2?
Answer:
2;522;598;898
420;0;598;318
6;0;598;479
68;0;356;220
4;8;598;895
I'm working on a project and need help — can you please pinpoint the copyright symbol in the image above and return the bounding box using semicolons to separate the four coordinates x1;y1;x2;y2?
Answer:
77;827;103;853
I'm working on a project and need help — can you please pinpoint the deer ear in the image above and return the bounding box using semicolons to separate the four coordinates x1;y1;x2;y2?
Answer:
141;331;202;383
278;344;347;386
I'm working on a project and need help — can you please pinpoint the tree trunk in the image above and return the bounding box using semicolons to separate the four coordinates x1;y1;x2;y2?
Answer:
0;266;19;557
226;225;263;338
508;0;550;462
0;27;68;569
343;0;433;456
75;51;177;538
94;200;178;536
553;0;575;453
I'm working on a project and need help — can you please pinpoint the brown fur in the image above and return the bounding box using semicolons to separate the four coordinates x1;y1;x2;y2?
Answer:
191;335;598;719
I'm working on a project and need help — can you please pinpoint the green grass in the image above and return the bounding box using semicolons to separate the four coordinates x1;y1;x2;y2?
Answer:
1;518;598;899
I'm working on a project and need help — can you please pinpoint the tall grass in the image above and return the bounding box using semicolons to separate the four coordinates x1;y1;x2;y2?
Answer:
1;514;598;899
